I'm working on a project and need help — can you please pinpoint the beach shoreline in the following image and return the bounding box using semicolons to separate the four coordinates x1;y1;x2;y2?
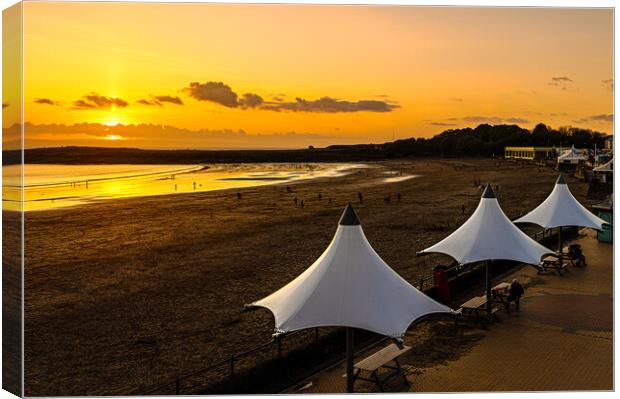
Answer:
5;162;365;212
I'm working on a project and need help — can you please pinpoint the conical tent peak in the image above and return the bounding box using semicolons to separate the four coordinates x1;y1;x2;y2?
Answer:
556;175;566;185
481;184;496;199
339;202;361;226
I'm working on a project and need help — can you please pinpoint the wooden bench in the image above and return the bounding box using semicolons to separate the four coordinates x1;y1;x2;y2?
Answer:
456;296;501;328
347;343;412;391
539;254;569;275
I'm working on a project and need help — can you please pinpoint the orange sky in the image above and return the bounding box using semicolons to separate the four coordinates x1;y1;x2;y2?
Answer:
3;3;614;148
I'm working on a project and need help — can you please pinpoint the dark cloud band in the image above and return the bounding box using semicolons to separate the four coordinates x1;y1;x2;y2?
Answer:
73;93;128;110
137;95;184;106
184;81;397;113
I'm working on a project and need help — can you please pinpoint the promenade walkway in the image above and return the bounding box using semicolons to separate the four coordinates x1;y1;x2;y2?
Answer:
296;229;613;393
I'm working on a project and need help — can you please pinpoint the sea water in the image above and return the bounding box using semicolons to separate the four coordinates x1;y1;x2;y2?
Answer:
2;163;359;212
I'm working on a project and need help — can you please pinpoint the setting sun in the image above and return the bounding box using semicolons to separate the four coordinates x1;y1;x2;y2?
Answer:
104;134;124;141
103;119;122;127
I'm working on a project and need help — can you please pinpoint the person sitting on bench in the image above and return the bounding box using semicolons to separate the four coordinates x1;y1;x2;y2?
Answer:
508;279;524;310
568;244;586;267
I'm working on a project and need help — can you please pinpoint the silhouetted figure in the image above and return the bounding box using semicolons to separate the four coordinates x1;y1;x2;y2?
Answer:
300;200;304;208
318;193;322;201
294;197;298;205
286;186;292;193
508;279;525;310
383;195;391;203
358;192;363;203
461;204;465;214
174;184;177;191
568;244;586;266
85;181;89;189
397;193;401;202
193;182;196;190
237;192;242;200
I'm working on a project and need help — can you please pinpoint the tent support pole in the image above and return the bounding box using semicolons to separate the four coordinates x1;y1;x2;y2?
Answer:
346;327;354;393
485;260;492;316
558;226;563;255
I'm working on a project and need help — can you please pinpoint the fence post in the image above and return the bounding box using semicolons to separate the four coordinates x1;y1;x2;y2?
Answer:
175;377;181;395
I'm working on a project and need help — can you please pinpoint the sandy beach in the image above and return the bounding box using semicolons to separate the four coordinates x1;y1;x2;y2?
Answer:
20;158;595;395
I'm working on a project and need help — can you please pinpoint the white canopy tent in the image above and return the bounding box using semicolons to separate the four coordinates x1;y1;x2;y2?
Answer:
418;185;553;314
593;158;613;173
515;175;607;252
248;203;452;392
557;146;588;164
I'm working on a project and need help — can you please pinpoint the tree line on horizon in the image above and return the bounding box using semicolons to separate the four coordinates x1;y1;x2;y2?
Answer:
329;123;611;158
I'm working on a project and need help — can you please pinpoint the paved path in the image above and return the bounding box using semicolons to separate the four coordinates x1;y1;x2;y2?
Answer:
296;229;612;393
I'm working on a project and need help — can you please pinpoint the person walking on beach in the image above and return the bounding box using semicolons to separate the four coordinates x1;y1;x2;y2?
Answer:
294;197;298;205
358;192;363;203
508;279;525;310
318;193;322;201
461;204;465;214
237;192;242;200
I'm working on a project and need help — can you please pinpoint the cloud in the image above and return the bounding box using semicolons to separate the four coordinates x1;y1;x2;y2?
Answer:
2;102;8;109
185;81;239;108
574;114;613;123
448;97;464;102
238;93;263;108
441;116;530;125
137;99;160;106
262;97;398;113
504;117;530;124
548;76;573;90
184;81;398;113
430;122;457;126
602;79;614;91
137;95;184;106
463;116;529;124
73;93;128;109
34;98;60;106
8;122;373;150
551;76;572;83
154;95;183;105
